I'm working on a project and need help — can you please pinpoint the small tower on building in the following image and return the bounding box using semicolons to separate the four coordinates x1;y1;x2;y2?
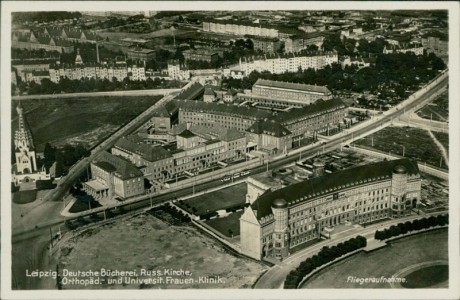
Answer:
14;102;37;174
75;48;84;65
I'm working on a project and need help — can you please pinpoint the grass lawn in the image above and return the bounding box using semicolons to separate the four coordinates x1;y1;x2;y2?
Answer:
432;131;449;153
401;264;448;288
354;126;448;169
68;198;102;213
205;211;243;237
12;190;37;204
11;96;162;152
58;214;267;289
301;229;448;289
177;183;247;216
416;91;448;122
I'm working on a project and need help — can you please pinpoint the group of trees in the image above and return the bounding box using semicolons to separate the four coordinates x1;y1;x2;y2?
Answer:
223;51;445;103
149;203;191;225
12;11;82;24
374;215;449;240
42;142;90;178
19;76;182;95
284;235;367;289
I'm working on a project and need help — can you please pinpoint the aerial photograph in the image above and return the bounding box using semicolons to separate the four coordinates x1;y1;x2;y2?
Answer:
3;4;457;299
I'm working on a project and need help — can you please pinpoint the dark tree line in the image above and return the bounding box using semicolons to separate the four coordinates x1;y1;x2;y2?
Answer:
12;11;82;24
23;76;182;95
284;235;367;289
374;215;448;240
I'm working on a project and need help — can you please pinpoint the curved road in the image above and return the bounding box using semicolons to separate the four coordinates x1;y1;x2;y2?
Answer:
254;212;447;289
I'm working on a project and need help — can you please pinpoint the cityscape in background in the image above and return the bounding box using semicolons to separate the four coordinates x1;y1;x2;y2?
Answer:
9;8;451;293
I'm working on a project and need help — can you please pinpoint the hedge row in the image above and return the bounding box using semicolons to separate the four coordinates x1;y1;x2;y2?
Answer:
284;235;367;289
36;179;57;190
374;214;448;241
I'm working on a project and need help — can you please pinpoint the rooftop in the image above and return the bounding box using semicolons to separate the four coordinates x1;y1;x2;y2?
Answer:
251;159;420;220
246;119;291;137
114;136;172;162
254;79;331;95
93;151;144;180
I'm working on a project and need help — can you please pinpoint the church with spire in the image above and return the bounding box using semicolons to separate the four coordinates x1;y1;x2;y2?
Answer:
12;102;50;185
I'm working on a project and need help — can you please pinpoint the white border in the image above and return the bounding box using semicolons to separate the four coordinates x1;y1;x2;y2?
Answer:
1;2;459;300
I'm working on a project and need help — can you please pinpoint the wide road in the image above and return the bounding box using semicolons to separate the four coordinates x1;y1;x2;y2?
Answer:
254;211;447;289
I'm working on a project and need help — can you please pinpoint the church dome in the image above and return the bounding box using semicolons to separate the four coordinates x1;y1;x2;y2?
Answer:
272;198;288;209
393;165;407;174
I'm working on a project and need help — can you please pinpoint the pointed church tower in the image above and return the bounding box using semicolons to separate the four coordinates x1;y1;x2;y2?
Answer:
75;48;84;65
14;102;37;174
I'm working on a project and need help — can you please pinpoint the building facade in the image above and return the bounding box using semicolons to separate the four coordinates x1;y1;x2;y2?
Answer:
127;48;156;62
237;51;338;76
240;159;421;260
243;79;333;107
85;151;145;199
202;21;279;38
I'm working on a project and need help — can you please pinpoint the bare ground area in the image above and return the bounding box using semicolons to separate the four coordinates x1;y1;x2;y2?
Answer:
57;213;267;289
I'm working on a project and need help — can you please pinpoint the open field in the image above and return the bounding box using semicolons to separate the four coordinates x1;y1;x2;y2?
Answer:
57;213;267;289
416;91;448;122
354;126;448;169
11;96;162;152
205;211;243;237
176;183;247;216
301;229;448;289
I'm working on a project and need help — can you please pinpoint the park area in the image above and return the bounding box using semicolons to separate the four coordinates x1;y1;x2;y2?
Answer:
11;96;162;152
353;126;448;169
301;229;448;289
12;190;37;204
57;213;267;289
175;183;247;216
416;91;448;122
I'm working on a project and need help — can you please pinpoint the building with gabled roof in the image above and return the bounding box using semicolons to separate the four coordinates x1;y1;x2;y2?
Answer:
240;79;333;107
246;119;292;154
240;158;422;260
84;151;145;199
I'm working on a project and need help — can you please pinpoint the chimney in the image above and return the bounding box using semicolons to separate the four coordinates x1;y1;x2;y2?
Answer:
96;41;100;63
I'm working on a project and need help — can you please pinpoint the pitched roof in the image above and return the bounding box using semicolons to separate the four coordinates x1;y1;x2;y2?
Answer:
151;100;178;118
251;159;420;221
274;98;347;124
114;136;172;162
94;151;143;180
176;99;275;120
254;79;331;95
246;119;291;137
204;87;216;96
177;129;196;138
174;82;204;100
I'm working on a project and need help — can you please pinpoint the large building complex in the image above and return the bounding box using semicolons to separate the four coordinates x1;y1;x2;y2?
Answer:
111;126;247;184
12;31;74;53
284;33;325;53
177;97;347;146
203;20;279;38
237;79;333;107
240;159;421;260
234;50;338;77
